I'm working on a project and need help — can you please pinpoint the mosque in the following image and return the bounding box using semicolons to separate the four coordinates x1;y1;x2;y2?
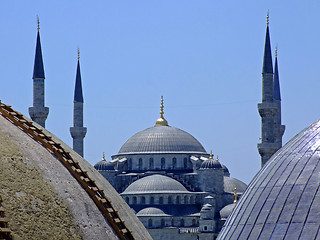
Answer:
1;13;319;240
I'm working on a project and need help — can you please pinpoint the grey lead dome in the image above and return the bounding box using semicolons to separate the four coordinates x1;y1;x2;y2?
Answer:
118;125;207;154
122;174;189;194
217;119;320;240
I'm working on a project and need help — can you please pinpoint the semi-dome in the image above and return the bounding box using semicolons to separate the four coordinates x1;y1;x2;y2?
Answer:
122;174;189;194
218;119;320;240
117;126;206;155
219;203;236;220
223;176;247;193
137;207;170;217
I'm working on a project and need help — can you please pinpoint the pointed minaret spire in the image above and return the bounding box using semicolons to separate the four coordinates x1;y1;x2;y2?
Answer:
273;47;285;148
70;48;87;157
258;13;279;167
29;16;49;128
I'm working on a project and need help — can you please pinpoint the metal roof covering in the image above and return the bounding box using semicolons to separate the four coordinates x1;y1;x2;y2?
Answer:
94;160;114;171
122;174;189;194
218;119;320;240
200;159;222;169
117;126;206;155
136;207;170;217
223;176;247;193
220;203;236;220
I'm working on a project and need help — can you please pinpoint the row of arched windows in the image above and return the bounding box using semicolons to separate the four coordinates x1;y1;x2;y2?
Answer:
147;218;197;227
124;195;196;205
128;157;191;170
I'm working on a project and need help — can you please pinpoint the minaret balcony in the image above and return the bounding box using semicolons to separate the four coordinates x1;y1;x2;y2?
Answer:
258;102;277;117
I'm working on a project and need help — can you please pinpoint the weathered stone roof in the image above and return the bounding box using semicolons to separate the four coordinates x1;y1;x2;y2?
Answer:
0;105;151;240
218;119;320;240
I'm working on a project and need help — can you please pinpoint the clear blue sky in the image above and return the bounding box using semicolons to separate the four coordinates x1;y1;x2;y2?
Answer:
1;1;319;184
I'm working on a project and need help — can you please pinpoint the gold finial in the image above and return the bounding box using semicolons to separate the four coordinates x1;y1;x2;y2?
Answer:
155;96;168;126
275;46;278;57
233;187;238;203
102;152;106;161
37;15;40;31
266;11;269;26
77;48;80;61
209;150;213;159
216;155;219;161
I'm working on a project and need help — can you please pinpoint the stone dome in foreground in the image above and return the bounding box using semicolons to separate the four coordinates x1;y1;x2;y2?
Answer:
122;174;189;194
0;103;151;240
117;125;206;155
218;119;320;240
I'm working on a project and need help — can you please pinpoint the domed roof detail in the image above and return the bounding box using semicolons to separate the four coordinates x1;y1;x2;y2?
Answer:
94;160;114;171
221;164;230;176
219;203;236;220
117;126;206;154
223;176;247;193
217;119;320;240
200;159;222;169
122;174;189;194
136;207;170;217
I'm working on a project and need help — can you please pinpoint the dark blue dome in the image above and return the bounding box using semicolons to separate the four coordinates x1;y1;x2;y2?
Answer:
200;159;222;169
118;126;206;154
94;160;114;171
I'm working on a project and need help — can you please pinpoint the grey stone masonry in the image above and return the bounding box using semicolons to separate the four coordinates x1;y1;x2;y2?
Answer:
70;102;87;157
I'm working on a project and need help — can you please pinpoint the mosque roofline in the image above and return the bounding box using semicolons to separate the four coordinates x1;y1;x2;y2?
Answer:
112;151;208;157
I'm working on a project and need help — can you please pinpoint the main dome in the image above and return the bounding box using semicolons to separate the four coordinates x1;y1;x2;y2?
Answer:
118;126;206;155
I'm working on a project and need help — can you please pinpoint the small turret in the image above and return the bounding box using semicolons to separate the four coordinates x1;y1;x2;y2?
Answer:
70;49;87;157
29;17;49;127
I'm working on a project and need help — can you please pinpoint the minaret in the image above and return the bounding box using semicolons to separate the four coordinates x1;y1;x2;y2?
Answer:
70;49;87;157
273;48;285;148
257;13;278;167
29;17;49;127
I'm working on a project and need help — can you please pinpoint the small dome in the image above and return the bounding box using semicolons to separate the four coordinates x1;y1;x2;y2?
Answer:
219;203;236;220
200;159;222;169
221;164;230;176
136;207;170;217
117;126;206;155
122;174;189;194
223;176;247;193
94;160;114;171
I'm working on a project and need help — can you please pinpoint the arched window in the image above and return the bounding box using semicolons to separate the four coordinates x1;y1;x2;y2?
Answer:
148;219;153;227
168;196;172;204
183;158;188;169
171;218;174;226
141;196;146;204
184;196;188;204
190;196;194;204
176;196;180;204
150;196;154;204
128;158;132;170
149;158;154;169
125;197;129;204
133;196;137;204
192;219;196;226
172;157;177;169
138;158;143;170
161;158;166;169
159;197;163;204
180;219;185;227
161;219;165;227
